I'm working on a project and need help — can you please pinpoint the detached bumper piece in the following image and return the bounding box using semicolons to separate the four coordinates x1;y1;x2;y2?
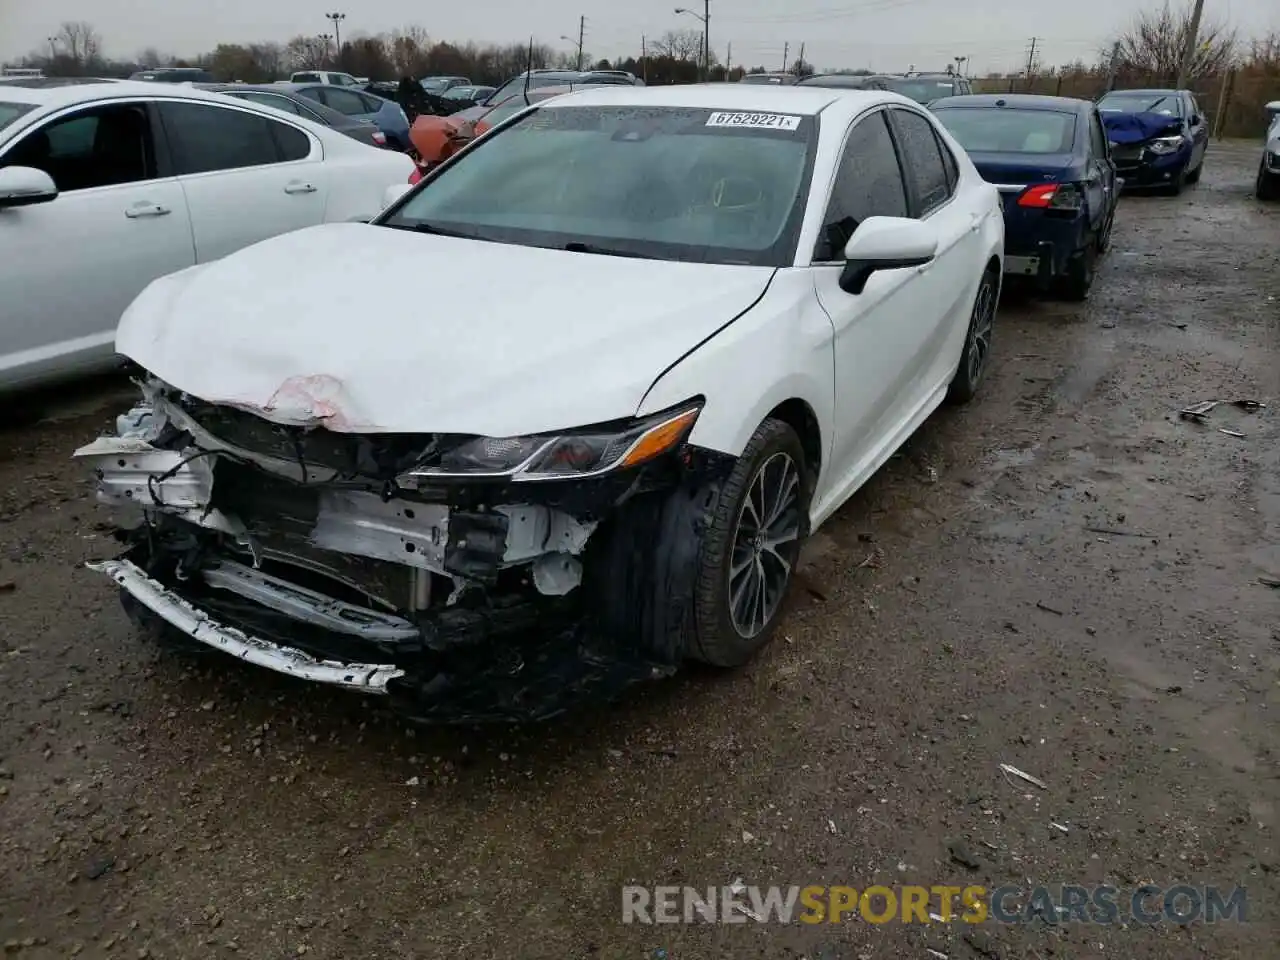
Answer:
91;557;406;692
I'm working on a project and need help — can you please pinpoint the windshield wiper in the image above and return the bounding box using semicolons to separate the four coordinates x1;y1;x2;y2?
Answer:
382;221;486;240
562;241;646;259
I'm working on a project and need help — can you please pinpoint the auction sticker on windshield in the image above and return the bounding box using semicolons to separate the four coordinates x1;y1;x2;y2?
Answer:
706;112;802;131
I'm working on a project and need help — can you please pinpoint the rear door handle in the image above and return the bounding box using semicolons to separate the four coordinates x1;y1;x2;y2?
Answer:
284;181;317;195
125;203;170;218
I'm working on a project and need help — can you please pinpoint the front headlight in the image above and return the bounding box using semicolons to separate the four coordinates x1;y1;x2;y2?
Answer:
1147;135;1186;155
397;402;701;485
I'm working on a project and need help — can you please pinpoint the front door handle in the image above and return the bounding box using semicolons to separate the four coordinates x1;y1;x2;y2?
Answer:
125;203;170;218
284;182;317;195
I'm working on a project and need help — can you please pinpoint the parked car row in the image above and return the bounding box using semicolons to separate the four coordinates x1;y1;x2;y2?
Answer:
7;76;1275;721
1258;99;1280;201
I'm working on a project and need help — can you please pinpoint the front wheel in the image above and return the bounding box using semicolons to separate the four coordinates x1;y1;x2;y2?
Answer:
1258;163;1280;202
946;268;998;405
689;419;811;667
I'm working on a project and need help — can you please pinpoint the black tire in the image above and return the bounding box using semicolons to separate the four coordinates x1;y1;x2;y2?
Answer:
1258;163;1280;202
1186;162;1202;184
946;268;999;405
688;418;811;667
1057;240;1097;302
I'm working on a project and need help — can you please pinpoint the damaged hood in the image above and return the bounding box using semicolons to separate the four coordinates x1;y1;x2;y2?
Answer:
115;223;776;435
1100;110;1183;144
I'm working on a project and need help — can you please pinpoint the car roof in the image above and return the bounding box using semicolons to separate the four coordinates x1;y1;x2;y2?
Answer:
537;82;849;115
1102;88;1183;96
0;78;250;109
932;93;1092;112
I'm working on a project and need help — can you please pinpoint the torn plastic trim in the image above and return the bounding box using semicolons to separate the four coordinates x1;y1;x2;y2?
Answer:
88;557;405;692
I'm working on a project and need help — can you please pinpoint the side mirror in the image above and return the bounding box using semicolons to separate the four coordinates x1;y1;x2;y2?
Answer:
0;166;58;209
1188;114;1201;126
838;216;938;295
382;182;413;209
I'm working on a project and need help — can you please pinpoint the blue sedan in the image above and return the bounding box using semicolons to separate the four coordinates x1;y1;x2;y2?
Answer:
932;94;1119;301
290;82;412;151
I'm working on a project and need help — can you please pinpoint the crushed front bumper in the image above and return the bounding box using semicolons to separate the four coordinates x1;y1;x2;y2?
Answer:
73;384;708;722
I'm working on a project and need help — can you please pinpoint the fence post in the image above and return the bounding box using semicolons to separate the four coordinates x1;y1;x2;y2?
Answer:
1055;76;1063;95
1212;68;1233;140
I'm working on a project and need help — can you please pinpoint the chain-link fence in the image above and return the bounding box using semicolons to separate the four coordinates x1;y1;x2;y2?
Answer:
971;66;1279;138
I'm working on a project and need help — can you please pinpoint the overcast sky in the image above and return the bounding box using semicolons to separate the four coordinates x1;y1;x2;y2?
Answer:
0;0;1273;74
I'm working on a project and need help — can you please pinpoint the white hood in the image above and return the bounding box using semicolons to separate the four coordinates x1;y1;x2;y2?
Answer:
116;223;775;435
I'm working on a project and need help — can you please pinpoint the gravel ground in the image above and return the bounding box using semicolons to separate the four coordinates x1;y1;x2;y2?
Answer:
1;142;1278;960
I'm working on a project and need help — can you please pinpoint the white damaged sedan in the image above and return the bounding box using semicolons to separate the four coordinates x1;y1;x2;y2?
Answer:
76;83;1004;721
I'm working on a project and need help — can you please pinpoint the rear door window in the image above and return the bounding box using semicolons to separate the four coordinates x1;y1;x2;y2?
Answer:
159;101;284;174
319;88;371;116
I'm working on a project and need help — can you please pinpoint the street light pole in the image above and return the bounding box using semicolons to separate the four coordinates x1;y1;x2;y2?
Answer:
325;12;346;65
674;6;709;80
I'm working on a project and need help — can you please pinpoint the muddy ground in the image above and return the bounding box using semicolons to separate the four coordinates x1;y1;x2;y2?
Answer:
1;142;1278;959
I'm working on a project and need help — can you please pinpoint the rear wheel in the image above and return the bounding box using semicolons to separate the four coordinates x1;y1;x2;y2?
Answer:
1057;240;1097;302
689;419;810;667
946;268;998;405
1258;163;1280;201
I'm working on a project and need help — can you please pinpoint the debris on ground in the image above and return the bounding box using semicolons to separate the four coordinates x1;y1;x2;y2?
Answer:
1179;398;1267;423
999;764;1048;790
1258;576;1280;589
1035;601;1064;616
947;839;982;871
1050;822;1069;834
0;581;14;593
1219;428;1246;438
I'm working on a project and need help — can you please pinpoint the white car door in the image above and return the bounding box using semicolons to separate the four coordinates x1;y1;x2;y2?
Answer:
884;106;982;391
811;108;939;499
0;99;195;388
156;100;328;262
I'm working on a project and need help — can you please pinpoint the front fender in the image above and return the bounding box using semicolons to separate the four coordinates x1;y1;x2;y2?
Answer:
637;270;835;483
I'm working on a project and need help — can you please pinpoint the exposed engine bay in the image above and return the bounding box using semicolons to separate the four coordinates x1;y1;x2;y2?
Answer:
76;379;729;722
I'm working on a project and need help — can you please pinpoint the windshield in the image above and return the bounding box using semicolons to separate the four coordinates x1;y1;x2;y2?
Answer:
382;105;815;266
882;77;957;103
934;107;1076;153
1098;93;1181;116
0;101;35;133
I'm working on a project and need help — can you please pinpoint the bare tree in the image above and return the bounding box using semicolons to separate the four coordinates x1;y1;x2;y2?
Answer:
651;29;703;62
284;34;330;70
1109;2;1235;83
388;25;431;76
55;21;102;66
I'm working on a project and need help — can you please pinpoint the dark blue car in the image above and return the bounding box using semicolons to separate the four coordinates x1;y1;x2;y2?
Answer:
932;94;1118;301
1096;88;1208;195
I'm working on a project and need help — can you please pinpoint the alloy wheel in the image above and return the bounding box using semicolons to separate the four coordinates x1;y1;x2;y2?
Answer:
728;452;802;638
967;278;996;388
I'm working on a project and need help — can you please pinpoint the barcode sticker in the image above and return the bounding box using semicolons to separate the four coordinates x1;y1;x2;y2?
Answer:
705;111;802;131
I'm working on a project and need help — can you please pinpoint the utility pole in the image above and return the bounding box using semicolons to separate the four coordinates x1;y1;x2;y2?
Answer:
796;41;805;75
642;35;648;83
577;15;586;70
726;42;732;75
1174;0;1206;88
47;36;57;60
1024;36;1039;88
318;34;331;67
1105;40;1121;92
325;12;346;65
781;41;789;74
701;0;711;80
